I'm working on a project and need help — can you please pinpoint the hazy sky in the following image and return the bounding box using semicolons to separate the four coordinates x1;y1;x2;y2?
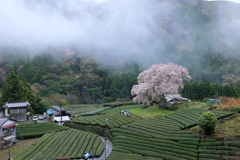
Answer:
0;0;162;65
0;0;240;68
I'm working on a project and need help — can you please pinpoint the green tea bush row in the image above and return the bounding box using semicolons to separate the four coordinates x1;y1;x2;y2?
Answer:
13;132;56;160
56;130;82;157
98;104;144;115
109;108;235;159
177;140;199;146
142;116;185;129
199;141;224;146
120;126;200;142
114;135;197;150
124;123;182;135
80;106;112;116
123;124;174;136
15;130;66;160
142;123;183;131
42;129;75;159
16;122;68;139
72;113;135;129
198;149;236;156
31;130;69;159
165;114;197;128
111;128;151;138
114;139;198;157
165;108;233;129
198;153;218;159
107;151;165;160
211;111;234;119
95;141;104;157
14;129;104;159
106;151;149;160
200;138;217;142
68;119;91;125
112;147;133;153
228;141;240;147
70;132;89;158
115;145;195;160
199;145;238;151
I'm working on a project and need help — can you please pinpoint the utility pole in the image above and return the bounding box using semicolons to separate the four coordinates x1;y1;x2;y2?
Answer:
92;143;94;160
224;137;230;160
8;140;10;160
60;102;62;125
84;106;87;121
34;121;37;145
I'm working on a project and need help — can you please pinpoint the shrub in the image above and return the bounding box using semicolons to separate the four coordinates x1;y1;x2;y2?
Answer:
198;111;217;133
36;99;51;113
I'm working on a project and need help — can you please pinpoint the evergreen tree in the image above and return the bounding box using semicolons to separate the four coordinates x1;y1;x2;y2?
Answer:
1;70;28;102
21;78;42;113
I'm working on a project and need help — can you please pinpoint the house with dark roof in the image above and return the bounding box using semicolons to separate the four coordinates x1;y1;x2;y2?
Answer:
47;105;71;122
0;118;17;148
3;101;31;121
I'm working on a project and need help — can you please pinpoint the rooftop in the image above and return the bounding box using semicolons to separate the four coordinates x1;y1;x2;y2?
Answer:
3;101;31;108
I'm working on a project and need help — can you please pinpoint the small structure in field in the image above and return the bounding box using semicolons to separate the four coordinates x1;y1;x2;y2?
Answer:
47;105;71;122
54;116;70;125
121;110;131;117
165;94;190;105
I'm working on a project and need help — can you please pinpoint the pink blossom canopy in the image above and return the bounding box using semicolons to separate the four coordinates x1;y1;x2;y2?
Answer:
131;63;191;103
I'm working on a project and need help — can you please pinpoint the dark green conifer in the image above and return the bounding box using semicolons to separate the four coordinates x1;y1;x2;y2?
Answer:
1;70;27;102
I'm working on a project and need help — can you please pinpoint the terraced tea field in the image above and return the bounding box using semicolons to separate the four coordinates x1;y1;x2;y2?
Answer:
13;129;104;160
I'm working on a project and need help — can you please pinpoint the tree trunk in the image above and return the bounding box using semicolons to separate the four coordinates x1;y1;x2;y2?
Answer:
158;95;168;108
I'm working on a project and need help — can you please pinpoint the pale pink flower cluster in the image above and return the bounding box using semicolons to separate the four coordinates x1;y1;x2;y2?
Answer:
131;63;191;103
65;49;75;57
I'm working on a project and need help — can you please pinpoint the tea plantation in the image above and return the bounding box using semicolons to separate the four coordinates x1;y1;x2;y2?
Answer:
13;106;240;159
69;113;135;129
16;122;68;139
107;108;237;160
13;129;104;160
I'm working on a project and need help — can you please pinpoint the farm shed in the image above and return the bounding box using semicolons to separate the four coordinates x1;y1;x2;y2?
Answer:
205;99;221;104
165;94;190;104
54;116;70;125
47;105;72;122
47;105;71;117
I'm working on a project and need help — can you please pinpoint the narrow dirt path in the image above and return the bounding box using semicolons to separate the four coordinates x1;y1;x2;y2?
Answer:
80;137;113;160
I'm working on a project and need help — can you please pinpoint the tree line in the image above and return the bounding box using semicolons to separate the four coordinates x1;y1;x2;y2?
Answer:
180;79;239;100
0;52;141;111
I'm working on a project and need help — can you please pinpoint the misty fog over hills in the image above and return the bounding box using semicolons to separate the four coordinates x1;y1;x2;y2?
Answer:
1;0;240;83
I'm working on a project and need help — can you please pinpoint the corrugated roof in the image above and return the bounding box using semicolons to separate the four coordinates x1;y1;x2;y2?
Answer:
46;110;53;114
0;118;8;126
51;105;66;112
3;101;30;108
47;108;60;116
165;94;189;103
54;116;70;122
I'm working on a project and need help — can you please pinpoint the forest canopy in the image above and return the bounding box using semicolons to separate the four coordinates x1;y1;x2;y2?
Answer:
0;0;240;105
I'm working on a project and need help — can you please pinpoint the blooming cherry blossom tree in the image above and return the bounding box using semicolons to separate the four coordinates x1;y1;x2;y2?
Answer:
131;63;191;106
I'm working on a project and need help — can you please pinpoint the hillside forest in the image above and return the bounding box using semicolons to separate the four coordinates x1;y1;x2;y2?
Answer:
1;0;240;113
